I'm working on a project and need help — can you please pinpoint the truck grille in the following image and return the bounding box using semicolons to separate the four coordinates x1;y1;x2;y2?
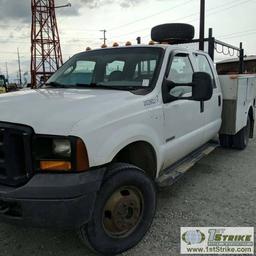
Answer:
0;122;33;187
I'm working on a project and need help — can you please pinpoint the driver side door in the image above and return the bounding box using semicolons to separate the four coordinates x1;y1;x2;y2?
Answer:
162;52;208;168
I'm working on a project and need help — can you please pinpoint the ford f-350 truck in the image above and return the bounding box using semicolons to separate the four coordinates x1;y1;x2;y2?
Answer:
0;24;255;255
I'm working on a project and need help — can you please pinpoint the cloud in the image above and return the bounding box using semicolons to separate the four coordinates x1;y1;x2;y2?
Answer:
0;0;81;24
119;0;144;8
79;0;144;9
0;0;146;25
0;0;31;23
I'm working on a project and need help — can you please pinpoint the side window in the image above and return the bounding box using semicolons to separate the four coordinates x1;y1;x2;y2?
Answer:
194;54;216;88
136;60;156;75
167;54;193;98
75;61;95;73
106;61;125;76
134;59;157;78
168;55;193;84
61;60;96;85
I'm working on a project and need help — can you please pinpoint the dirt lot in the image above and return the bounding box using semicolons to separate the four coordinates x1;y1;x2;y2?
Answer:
0;138;255;256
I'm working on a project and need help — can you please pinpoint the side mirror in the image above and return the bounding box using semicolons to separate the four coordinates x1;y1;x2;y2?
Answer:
192;72;213;101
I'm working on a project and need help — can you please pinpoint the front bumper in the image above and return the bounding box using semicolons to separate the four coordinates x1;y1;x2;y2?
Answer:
0;168;106;229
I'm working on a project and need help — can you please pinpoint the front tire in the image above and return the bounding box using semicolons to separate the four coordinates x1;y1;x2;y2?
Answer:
79;164;156;255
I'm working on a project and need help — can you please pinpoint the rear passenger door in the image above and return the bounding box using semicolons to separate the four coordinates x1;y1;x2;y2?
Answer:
193;53;222;140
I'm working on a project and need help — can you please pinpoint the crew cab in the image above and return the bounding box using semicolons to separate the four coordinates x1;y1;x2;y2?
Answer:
0;24;255;255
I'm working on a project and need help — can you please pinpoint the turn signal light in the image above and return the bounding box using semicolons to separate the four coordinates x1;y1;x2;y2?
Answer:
40;161;72;171
76;139;89;172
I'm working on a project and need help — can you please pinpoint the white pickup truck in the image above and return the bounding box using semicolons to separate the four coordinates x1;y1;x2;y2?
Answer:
0;24;255;255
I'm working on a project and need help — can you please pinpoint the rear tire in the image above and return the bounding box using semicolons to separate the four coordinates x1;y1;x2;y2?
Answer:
219;134;233;148
233;116;251;150
79;163;156;255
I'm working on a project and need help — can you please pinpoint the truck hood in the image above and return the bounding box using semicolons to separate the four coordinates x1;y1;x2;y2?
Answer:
0;88;137;135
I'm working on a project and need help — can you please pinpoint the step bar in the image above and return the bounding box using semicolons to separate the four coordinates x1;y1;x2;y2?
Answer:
157;141;219;187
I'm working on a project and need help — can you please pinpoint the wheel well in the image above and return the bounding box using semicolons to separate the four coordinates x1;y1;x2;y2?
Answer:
112;141;157;179
249;107;254;138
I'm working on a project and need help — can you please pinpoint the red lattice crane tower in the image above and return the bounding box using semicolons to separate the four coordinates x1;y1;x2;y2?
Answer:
31;0;67;88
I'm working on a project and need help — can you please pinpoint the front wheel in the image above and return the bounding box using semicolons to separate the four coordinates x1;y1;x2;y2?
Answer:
79;164;156;255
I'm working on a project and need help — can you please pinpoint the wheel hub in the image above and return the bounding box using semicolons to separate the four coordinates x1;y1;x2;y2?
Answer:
102;186;144;238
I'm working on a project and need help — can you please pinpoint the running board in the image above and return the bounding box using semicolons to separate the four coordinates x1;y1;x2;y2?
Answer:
157;141;219;188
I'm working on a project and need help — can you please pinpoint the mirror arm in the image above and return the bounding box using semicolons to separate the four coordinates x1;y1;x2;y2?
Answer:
174;82;194;87
164;78;194;88
176;96;193;100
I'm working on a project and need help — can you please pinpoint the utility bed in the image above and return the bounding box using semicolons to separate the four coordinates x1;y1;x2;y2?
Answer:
219;74;256;135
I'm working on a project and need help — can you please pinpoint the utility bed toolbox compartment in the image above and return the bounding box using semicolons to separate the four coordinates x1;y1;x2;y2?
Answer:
219;74;256;135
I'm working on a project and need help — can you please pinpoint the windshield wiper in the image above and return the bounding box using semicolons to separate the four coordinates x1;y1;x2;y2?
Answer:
75;83;97;87
45;82;143;91
75;83;143;91
45;81;67;88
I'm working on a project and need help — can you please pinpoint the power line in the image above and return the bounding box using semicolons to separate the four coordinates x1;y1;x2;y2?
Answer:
109;0;254;40
0;40;101;45
220;31;256;40
202;0;254;17
218;29;256;38
0;24;100;32
1;0;253;45
0;0;255;61
108;0;197;31
108;0;240;39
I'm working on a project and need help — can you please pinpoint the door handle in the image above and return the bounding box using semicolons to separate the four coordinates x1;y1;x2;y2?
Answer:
200;101;204;113
218;95;222;106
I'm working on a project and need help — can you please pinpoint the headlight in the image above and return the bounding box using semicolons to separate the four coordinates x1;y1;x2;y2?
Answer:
53;139;71;157
33;136;89;172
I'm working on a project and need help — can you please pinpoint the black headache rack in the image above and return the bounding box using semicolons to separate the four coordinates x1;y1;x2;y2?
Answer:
171;28;245;74
0;122;34;187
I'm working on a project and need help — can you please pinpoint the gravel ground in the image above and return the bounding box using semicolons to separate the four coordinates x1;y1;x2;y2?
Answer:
0;137;255;256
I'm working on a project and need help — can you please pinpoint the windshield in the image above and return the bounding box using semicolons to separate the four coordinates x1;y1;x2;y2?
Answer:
47;47;164;90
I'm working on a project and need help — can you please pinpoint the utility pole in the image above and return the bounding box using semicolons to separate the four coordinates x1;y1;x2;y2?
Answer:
17;48;22;86
199;0;205;51
5;62;9;82
100;29;107;45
